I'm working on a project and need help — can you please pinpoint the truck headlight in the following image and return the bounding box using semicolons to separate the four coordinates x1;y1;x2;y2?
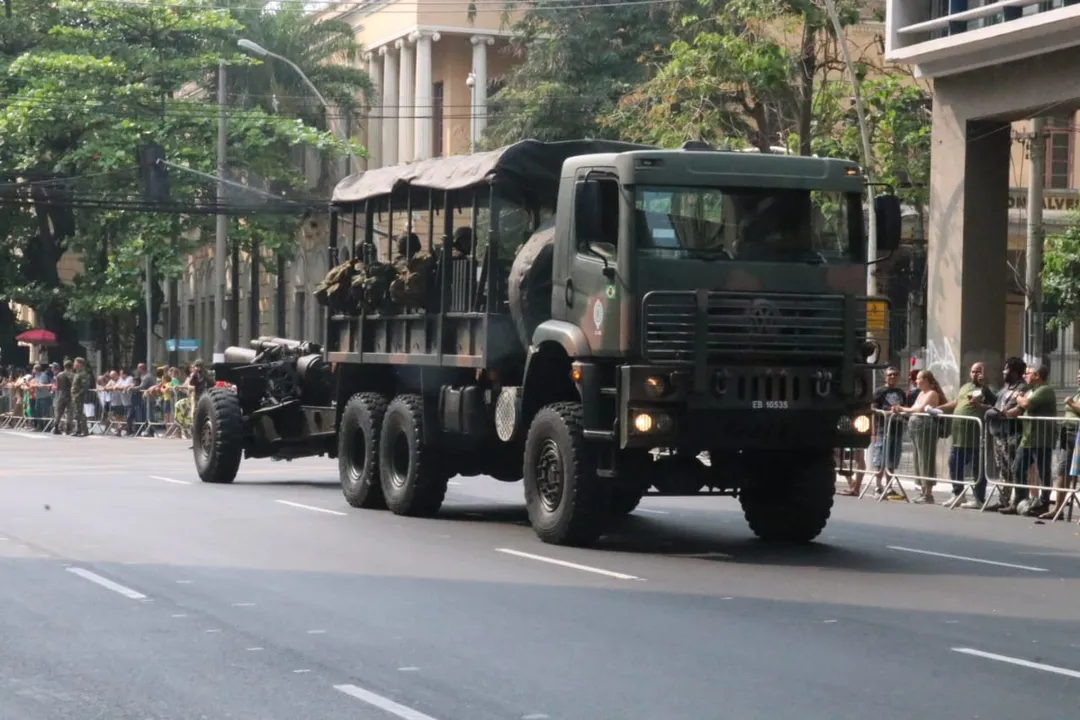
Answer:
632;411;672;433
853;415;871;433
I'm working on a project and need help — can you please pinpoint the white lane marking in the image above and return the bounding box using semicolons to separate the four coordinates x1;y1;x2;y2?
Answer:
887;546;1049;573
334;684;441;720
151;475;191;485
293;669;311;674
952;648;1080;680
495;548;640;581
232;602;256;607
172;614;187;618
205;629;222;634
307;629;327;634
176;580;192;584
276;500;348;516
66;567;147;600
636;508;668;515
398;666;419;672
246;647;264;652
522;715;550;720
447;481;463;486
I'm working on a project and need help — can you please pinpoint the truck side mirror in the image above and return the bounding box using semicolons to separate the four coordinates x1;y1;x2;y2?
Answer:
874;194;902;254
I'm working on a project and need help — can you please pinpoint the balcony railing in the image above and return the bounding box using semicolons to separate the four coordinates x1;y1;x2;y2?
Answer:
897;0;1075;44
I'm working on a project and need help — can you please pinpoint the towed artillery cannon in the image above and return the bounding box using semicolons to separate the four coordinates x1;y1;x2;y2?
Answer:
192;336;337;484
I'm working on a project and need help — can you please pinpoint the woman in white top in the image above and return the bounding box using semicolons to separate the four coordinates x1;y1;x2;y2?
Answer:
893;369;947;502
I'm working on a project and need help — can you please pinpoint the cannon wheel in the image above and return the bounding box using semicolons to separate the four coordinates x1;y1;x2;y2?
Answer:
193;389;243;484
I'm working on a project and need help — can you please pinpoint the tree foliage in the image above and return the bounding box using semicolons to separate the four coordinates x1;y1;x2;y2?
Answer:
0;0;360;362
1042;215;1080;330
482;0;691;147
602;0;862;154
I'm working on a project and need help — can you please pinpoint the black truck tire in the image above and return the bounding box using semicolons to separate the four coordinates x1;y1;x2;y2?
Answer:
507;222;555;348
739;450;835;543
193;389;243;484
523;402;609;546
338;393;388;509
378;394;448;517
609;449;653;517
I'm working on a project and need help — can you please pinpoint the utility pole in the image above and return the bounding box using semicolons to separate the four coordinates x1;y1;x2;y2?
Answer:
145;255;153;371
822;0;877;297
214;60;228;362
1024;116;1046;365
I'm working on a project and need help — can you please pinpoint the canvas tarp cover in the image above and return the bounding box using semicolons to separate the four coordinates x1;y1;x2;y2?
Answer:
331;139;652;206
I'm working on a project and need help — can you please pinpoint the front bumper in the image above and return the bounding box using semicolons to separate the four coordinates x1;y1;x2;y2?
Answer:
618;364;872;450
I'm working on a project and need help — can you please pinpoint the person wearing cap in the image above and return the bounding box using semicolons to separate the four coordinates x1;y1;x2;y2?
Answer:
53;360;75;435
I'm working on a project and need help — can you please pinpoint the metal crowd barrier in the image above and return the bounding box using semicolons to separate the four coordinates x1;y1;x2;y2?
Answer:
854;406;1079;523
981;414;1080;523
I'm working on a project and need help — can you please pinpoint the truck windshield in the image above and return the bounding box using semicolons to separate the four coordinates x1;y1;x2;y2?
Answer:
634;185;862;263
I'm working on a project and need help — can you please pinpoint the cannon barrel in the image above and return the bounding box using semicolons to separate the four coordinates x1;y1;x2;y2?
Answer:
249;336;322;355
223;347;259;364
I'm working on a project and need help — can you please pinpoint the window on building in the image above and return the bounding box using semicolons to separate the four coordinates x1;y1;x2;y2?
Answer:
1045;116;1073;190
433;81;444;157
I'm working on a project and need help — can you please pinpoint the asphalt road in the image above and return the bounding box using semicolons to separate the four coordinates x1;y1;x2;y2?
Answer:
2;429;1079;720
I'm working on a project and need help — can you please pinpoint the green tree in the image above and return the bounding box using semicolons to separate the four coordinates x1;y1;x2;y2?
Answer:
0;0;356;364
481;0;691;147
602;0;862;154
1042;215;1080;330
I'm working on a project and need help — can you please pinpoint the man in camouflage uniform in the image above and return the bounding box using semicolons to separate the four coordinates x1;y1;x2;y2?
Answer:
53;360;75;435
71;357;90;436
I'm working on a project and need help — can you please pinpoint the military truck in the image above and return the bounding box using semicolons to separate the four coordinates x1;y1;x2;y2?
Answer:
193;139;900;547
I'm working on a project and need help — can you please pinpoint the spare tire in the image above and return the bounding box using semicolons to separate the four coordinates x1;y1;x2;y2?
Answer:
508;220;555;348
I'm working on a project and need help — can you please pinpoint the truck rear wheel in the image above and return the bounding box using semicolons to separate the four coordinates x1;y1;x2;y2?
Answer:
193;389;243;484
523;402;609;546
739;450;835;543
378;395;448;517
338;393;388;509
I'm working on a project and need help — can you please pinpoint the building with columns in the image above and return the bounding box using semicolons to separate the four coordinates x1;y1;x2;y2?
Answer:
334;0;520;169
885;0;1080;393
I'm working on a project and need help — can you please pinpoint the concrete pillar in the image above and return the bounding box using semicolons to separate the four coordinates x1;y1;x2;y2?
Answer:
470;35;494;140
396;37;415;163
927;94;1011;396
379;45;398;167
366;52;382;169
412;31;440;160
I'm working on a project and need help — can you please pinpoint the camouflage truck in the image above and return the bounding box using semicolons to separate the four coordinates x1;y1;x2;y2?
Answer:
192;139;901;547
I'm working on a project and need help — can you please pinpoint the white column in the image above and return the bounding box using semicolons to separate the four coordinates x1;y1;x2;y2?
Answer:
365;52;382;169
412;31;440;161
396;38;415;163
379;45;399;167
470;35;494;142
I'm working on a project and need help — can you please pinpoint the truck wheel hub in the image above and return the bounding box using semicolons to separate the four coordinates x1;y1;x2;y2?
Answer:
536;439;564;512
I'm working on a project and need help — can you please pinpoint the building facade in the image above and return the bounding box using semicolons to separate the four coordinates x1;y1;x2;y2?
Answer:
886;0;1080;393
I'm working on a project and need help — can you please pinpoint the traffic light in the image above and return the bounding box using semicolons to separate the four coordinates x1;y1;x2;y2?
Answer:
137;143;170;203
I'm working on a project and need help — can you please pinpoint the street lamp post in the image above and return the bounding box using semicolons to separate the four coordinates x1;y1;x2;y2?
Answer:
465;71;476;153
237;39;357;167
214;60;228;362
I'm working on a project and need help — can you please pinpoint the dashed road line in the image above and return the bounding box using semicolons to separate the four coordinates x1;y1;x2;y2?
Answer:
275;499;348;516
887;546;1049;573
151;475;191;485
635;508;668;515
66;567;147;600
334;683;441;720
953;648;1080;679
495;548;641;581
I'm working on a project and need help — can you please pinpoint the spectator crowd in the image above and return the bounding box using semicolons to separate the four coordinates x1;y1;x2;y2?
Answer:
0;358;212;438
841;357;1080;522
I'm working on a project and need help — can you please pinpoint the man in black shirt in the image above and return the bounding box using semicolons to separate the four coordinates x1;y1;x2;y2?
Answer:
869;366;908;494
984;356;1027;511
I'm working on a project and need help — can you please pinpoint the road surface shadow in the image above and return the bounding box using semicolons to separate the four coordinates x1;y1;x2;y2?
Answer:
233;479;341;489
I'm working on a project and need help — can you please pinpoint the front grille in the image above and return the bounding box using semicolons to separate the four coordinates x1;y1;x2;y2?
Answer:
642;291;858;363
